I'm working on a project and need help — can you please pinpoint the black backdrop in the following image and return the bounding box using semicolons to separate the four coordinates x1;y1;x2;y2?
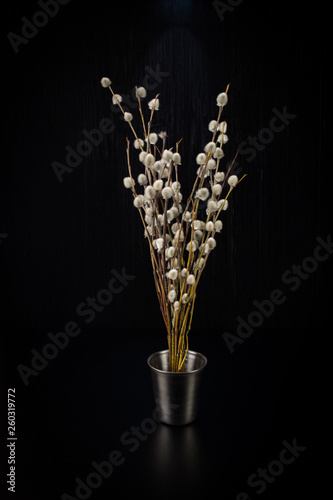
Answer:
1;1;331;499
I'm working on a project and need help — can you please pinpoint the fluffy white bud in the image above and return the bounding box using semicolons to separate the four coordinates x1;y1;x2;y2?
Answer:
152;161;163;172
204;142;216;154
215;220;223;232
218;133;229;144
180;268;187;278
167;269;178;280
195;257;205;270
123;177;133;189
162;149;173;163
207;159;217;170
148;98;159;110
219;121;227;133
133;195;145;208
155;238;164;250
218;199;229;210
174;229;184;242
167;209;175;223
207;200;218;213
100;77;111;87
216;92;228;107
139;151;147;163
145;226;152;237
172;152;181;164
124;112;133;122
161;167;169;179
228;175;239;187
162;187;173;199
153;179;163;191
196;166;209;178
213;148;224;159
168;289;177;302
147;133;158;144
138;174;148;185
184;211;192;222
171;222;181;234
212;184;222;196
144;153;155;168
134;138;144;149
194;230;203;241
186;274;195;285
207;237;217;249
145;186;156;200
181;293;189;304
208;120;218;132
186;240;198;252
170;206;179;217
206;221;214;232
173;191;182;203
136;87;147;98
196;153;207;165
112;94;122;105
214;172;225;182
166;246;175;259
145;214;153;225
193;220;203;230
195;188;210;201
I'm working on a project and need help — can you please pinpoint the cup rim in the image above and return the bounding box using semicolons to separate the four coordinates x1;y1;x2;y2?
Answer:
147;349;207;375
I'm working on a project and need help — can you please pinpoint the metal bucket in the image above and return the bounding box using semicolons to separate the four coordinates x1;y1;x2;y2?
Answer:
147;350;207;425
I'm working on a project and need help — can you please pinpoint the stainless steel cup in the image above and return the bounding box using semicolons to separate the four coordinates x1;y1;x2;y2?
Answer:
147;350;207;425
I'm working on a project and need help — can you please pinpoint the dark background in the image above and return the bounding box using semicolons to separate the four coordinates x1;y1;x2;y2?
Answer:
1;0;330;499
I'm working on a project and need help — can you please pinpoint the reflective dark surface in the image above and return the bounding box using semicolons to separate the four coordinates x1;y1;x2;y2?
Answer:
2;327;323;499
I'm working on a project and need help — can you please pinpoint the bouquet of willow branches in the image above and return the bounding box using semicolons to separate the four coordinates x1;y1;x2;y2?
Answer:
101;76;245;372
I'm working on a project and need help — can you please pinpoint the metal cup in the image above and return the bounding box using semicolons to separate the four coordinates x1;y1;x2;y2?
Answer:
147;350;207;425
